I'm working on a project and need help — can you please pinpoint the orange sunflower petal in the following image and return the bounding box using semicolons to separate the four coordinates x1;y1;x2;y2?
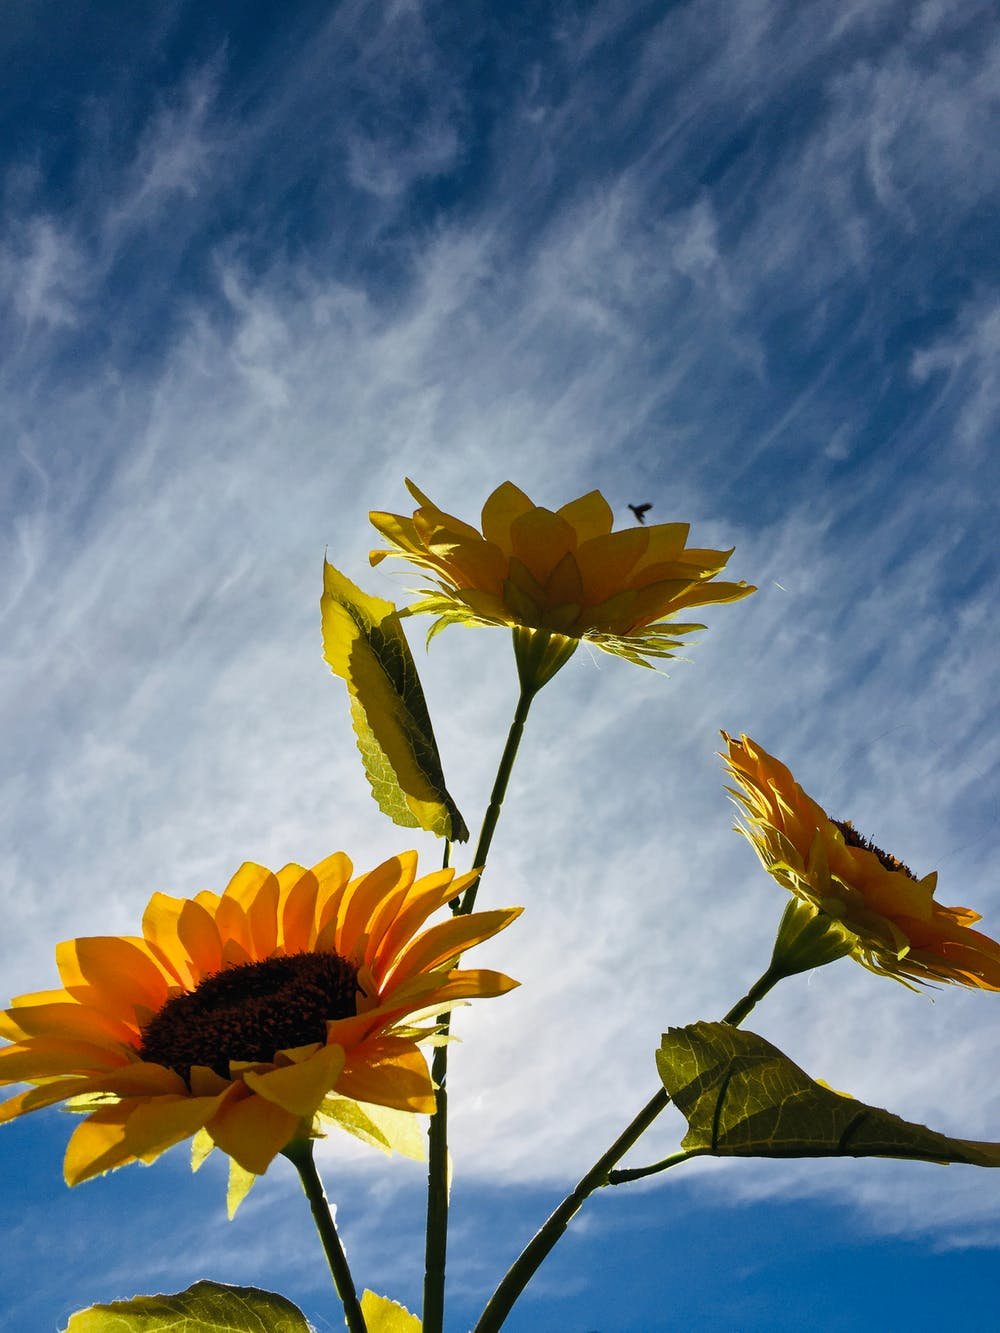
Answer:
2;846;520;1186
723;731;1000;991
312;851;355;941
338;1036;435;1113
57;937;171;1013
387;908;523;988
0;1036;131;1080
368;868;471;982
0;999;136;1047
280;866;320;952
338;854;417;962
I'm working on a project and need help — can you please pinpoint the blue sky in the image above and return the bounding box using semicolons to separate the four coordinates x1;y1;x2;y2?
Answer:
2;1;999;1329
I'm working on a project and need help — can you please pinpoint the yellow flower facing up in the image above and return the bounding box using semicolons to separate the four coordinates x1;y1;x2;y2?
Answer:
0;853;520;1185
369;480;755;674
723;732;1000;990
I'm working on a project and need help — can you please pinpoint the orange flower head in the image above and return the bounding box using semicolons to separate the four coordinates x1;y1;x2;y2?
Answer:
722;732;1000;990
369;480;755;673
0;852;520;1184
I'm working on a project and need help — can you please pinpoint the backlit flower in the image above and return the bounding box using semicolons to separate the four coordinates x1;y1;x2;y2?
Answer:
0;853;520;1184
369;480;755;675
723;732;1000;990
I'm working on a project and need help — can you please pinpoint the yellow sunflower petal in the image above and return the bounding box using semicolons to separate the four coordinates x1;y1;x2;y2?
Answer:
544;551;585;607
94;1063;189;1097
480;481;536;554
189;1065;233;1096
363;861;443;970
633;521;691;566
509;508;578;585
556;490;614;543
443;538;508;594
3;845;521;1186
243;1043;346;1117
224;863;281;958
141;894;193;985
64;1104;136;1185
9;988;72;1008
207;1089;300;1175
122;1092;230;1165
372;481;752;667
391;968;521;1008
368;511;425;563
244;874;280;960
574;528;649;605
670;579;756;610
406;478;483;544
0;1077;94;1123
213;895;253;957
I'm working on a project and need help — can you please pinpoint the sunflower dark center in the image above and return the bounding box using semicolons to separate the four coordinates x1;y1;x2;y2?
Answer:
138;951;361;1084
833;819;917;880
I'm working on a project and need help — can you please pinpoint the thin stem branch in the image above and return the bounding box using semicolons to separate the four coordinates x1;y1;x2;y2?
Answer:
422;681;538;1333
473;1088;669;1333
608;1148;703;1186
283;1139;367;1333
472;959;787;1332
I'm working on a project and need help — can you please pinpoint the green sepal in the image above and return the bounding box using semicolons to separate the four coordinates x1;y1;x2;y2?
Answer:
511;626;578;693
768;897;855;978
321;560;469;841
63;1280;311;1331
657;1022;1000;1166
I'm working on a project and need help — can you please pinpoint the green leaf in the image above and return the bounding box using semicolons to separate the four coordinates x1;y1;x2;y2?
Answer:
321;561;468;841
360;1290;422;1332
320;1093;427;1161
63;1280;312;1332
657;1022;1000;1167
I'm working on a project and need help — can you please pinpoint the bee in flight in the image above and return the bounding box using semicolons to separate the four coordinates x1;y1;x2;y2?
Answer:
628;502;652;524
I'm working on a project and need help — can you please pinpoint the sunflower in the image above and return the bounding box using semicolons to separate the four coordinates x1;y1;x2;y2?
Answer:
722;732;1000;990
369;480;755;675
0;852;520;1184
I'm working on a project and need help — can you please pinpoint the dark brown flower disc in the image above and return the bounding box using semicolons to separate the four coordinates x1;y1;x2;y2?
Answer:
139;952;361;1083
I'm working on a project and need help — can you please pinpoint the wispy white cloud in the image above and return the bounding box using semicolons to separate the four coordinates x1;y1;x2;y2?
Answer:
0;4;998;1318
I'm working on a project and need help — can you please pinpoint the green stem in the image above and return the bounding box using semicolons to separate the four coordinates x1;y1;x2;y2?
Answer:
283;1139;367;1333
472;960;787;1332
608;1147;703;1186
473;1087;669;1333
423;1037;451;1333
460;681;537;917
719;959;786;1028
423;680;538;1333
